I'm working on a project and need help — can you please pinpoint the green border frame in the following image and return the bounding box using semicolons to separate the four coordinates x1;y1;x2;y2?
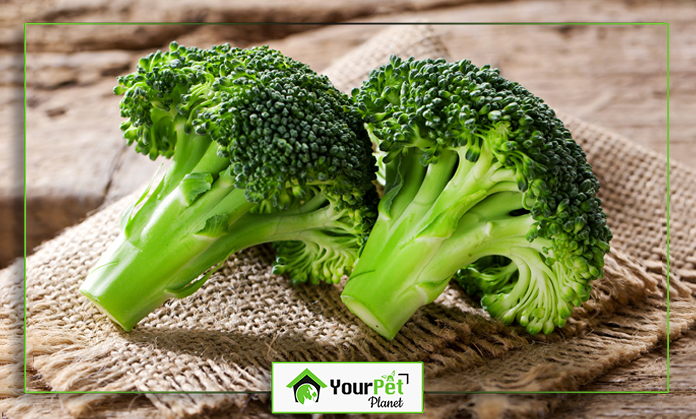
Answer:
271;362;425;414
22;21;670;398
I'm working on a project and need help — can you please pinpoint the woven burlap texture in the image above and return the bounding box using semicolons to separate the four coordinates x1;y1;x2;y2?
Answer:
1;24;694;419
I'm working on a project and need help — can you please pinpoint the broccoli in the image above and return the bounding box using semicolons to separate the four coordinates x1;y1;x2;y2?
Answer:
341;56;612;340
79;42;378;331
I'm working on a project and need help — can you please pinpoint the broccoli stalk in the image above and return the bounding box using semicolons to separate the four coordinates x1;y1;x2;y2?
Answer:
342;56;611;340
80;43;377;331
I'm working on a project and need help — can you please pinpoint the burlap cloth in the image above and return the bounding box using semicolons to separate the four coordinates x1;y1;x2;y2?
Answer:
2;25;695;419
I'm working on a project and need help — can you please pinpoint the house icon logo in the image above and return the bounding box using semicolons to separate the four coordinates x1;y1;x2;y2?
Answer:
286;368;328;404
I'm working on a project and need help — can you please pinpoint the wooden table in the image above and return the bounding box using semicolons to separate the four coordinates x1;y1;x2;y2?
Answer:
1;0;693;416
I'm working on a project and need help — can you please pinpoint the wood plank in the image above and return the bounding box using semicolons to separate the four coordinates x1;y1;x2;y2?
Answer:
545;327;696;418
5;0;505;52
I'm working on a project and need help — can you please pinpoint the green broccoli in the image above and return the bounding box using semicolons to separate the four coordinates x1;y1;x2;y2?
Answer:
80;42;378;331
342;56;612;339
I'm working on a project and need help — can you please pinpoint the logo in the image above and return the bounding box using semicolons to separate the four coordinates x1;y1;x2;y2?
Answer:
286;368;328;404
272;362;423;413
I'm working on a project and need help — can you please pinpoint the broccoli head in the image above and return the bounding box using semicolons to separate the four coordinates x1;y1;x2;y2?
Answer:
341;56;612;339
80;42;378;331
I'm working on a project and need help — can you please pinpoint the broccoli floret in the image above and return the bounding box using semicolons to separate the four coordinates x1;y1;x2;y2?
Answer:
341;56;612;339
80;42;378;331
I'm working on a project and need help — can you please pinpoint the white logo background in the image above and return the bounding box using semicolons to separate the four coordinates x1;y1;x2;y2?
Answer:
272;362;423;414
